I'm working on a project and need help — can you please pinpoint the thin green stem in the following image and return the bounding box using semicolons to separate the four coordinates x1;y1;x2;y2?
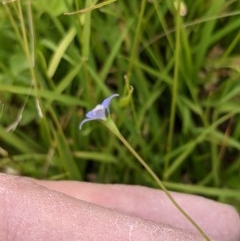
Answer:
126;0;147;79
0;102;4;119
165;0;181;174
104;119;211;241
126;0;147;126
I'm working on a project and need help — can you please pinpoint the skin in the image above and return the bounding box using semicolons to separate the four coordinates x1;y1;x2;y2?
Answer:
0;173;239;241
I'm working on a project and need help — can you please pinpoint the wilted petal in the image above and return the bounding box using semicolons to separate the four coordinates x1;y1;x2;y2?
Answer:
102;93;119;114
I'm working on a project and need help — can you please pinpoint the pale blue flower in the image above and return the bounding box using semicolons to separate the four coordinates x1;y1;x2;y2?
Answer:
79;93;119;129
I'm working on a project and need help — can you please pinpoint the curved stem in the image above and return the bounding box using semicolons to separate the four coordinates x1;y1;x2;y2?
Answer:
104;119;211;241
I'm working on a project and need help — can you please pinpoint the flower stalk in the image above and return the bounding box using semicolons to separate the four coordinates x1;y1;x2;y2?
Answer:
104;119;211;241
80;93;211;241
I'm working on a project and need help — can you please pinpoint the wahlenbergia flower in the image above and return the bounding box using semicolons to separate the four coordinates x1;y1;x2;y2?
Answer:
79;93;119;129
78;92;211;241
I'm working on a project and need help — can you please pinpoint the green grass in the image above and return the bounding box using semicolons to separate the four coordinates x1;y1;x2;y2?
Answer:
0;0;240;217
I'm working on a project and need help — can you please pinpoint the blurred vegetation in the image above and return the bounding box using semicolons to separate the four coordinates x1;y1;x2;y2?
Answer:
0;0;240;211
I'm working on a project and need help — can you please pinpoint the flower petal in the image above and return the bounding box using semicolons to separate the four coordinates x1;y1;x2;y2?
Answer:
101;93;119;114
79;118;94;129
86;104;106;120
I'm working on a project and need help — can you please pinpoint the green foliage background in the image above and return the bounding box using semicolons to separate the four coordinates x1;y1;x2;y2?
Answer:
0;0;240;210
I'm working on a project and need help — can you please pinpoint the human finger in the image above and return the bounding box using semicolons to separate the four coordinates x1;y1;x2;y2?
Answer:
38;180;240;241
0;173;204;241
